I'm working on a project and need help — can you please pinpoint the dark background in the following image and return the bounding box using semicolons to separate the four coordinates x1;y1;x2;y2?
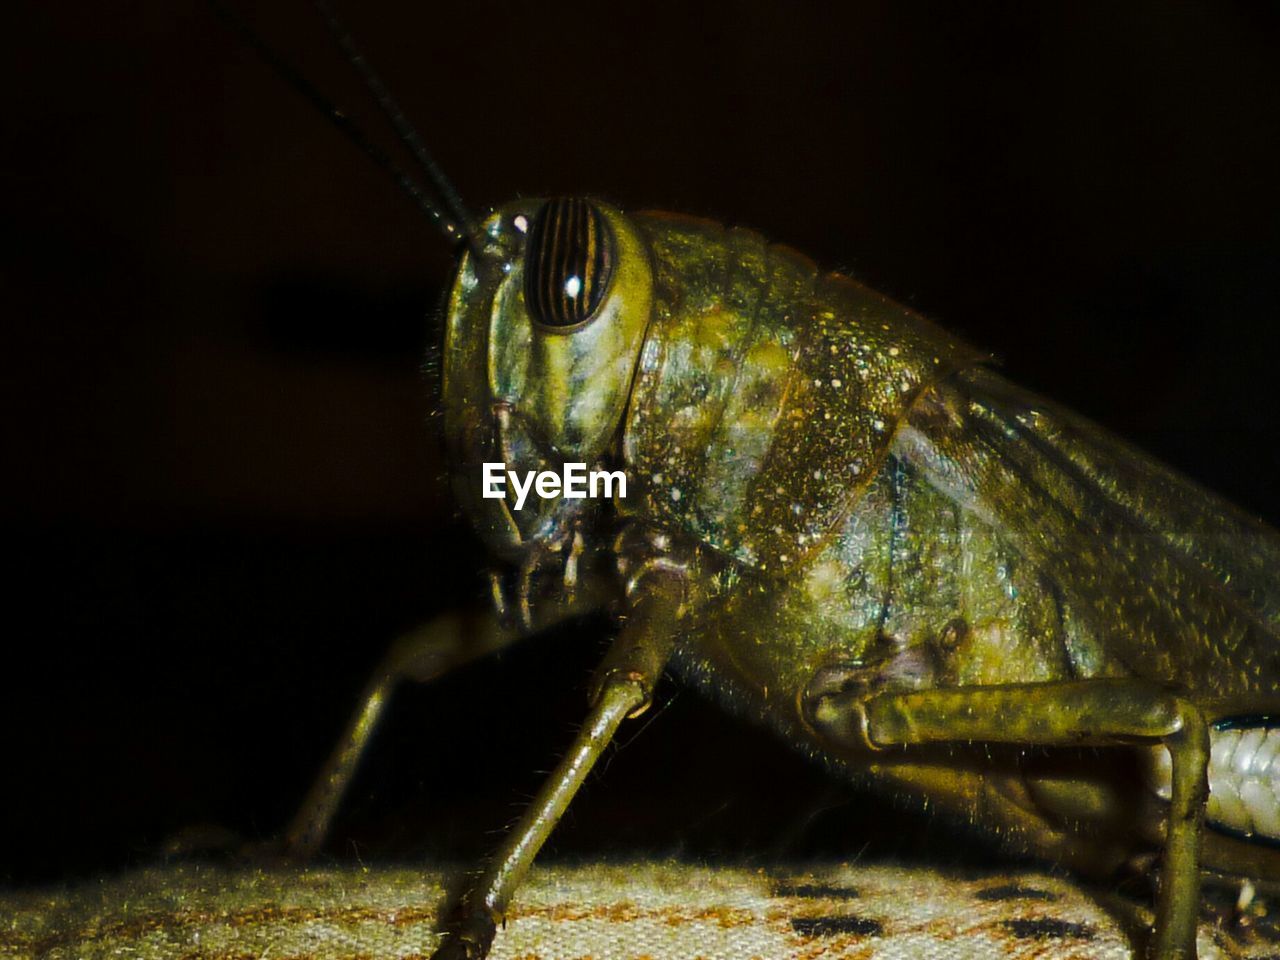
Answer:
5;1;1280;886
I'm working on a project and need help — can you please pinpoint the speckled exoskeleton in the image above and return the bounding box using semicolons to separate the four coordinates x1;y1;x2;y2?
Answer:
227;9;1280;959
278;196;1280;960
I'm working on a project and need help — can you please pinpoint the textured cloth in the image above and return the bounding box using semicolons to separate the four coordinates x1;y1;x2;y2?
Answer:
2;861;1274;959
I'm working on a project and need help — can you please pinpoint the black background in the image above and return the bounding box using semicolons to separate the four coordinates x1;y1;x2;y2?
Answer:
5;1;1280;886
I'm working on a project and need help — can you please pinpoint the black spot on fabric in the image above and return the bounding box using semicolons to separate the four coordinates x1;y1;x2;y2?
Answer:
773;883;860;900
976;884;1060;902
1002;918;1095;940
791;916;883;937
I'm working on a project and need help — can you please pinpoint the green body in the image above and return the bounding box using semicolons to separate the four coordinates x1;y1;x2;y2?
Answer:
623;213;1280;878
442;201;1280;906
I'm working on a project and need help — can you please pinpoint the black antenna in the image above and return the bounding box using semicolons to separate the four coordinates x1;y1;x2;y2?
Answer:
209;1;484;257
314;0;480;245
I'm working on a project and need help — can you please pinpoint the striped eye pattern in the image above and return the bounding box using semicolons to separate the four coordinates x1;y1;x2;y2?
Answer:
523;198;615;328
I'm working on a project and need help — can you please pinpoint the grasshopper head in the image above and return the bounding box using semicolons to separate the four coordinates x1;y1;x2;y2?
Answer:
442;198;653;560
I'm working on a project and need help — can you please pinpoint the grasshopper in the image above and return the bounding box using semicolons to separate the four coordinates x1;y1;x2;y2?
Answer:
224;6;1280;958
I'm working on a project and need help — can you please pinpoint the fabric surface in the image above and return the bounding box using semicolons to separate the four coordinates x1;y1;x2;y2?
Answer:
3;861;1275;959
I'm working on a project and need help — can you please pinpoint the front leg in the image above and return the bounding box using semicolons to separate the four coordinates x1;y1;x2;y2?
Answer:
805;679;1210;960
431;572;686;960
286;568;611;858
284;608;519;857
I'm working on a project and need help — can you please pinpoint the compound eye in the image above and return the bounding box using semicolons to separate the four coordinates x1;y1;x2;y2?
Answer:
523;198;615;328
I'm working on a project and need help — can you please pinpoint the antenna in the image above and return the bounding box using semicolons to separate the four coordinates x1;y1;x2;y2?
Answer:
313;0;480;244
209;0;485;257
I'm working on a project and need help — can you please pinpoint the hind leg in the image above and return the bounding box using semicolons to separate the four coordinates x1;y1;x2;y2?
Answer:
805;679;1209;959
